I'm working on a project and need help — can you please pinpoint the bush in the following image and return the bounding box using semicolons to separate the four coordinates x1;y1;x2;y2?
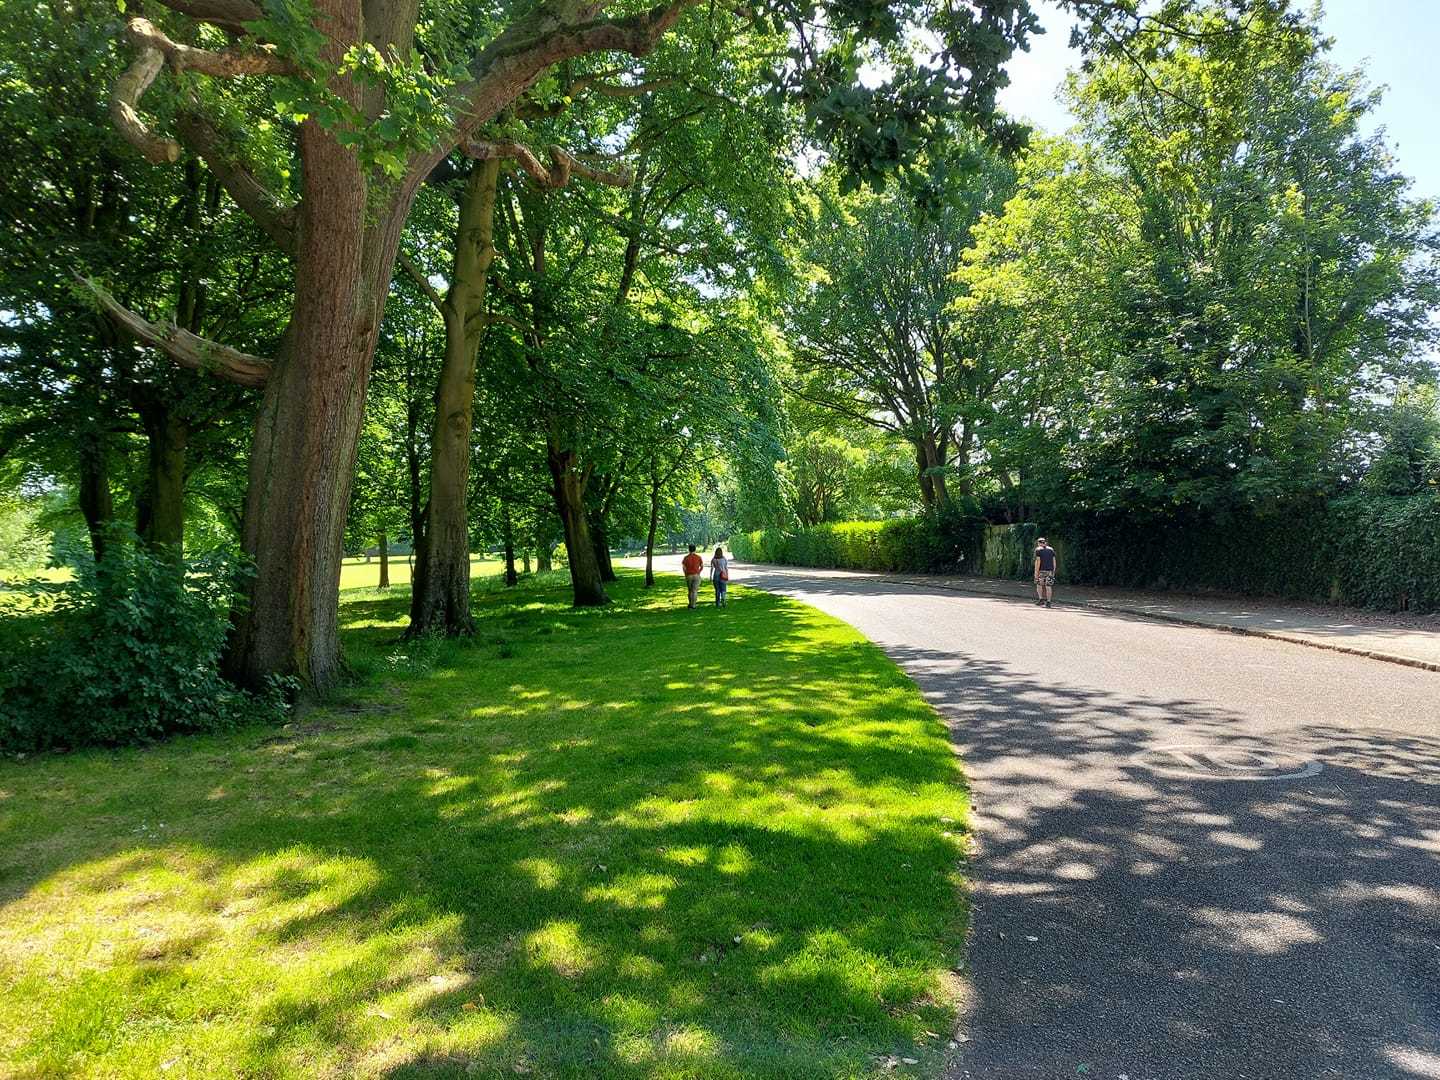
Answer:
0;540;290;751
731;508;983;575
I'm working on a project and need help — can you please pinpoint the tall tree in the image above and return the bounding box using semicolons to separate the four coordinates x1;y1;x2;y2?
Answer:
961;2;1440;517
785;146;1014;506
0;0;283;560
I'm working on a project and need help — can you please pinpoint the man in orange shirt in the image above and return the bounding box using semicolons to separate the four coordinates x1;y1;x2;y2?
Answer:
681;545;704;608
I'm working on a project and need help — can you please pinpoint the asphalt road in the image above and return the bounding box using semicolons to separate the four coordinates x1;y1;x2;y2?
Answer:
735;564;1440;1080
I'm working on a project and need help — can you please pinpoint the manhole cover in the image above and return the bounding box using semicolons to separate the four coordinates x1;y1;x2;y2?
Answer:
1129;743;1322;781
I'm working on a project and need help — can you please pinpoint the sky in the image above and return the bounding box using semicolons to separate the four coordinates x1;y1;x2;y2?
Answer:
997;0;1440;202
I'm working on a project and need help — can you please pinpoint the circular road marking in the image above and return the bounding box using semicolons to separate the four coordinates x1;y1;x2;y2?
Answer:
1130;743;1323;781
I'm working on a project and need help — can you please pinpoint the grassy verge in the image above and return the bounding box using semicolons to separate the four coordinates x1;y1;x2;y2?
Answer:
0;572;969;1079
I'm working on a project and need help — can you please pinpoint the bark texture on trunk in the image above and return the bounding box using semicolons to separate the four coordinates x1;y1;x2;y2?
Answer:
591;517;617;583
136;402;188;554
548;442;607;606
408;158;500;637
224;111;411;691
915;434;950;508
589;473;620;583
378;531;390;589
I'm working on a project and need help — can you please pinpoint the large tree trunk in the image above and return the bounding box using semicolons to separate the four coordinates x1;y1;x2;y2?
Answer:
136;402;188;554
548;441;608;606
914;443;936;508
408;158;500;637
377;531;390;589
223;115;413;692
77;429;113;562
589;474;619;582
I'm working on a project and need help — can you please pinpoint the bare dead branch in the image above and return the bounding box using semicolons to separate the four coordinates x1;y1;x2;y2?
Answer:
396;251;446;314
127;17;296;77
464;140;633;188
110;16;301;188
111;47;180;164
76;275;273;388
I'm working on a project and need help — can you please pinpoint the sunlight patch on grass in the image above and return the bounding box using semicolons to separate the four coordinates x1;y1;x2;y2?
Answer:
1;572;970;1078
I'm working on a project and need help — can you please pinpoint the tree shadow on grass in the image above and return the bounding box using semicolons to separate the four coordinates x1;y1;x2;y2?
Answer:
0;577;967;1078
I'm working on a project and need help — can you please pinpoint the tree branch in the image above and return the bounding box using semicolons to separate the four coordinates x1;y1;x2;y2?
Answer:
155;0;264;30
112;46;179;164
110;17;300;174
396;252;446;314
76;275;273;388
127;17;296;78
483;311;530;334
174;112;298;254
464;140;633;188
412;0;702;181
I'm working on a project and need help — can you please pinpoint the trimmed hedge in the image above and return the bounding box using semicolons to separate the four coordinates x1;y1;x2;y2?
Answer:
733;494;1440;613
731;511;984;575
1034;496;1439;612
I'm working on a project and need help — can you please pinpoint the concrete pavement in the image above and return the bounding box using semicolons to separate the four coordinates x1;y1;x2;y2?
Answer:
734;563;1440;1080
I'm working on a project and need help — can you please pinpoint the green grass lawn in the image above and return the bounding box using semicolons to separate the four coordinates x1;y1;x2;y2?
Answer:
338;555;505;592
1;556;504;600
0;571;970;1079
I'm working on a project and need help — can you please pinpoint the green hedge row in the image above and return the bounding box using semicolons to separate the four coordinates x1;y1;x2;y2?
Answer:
1049;495;1440;612
730;512;984;575
733;494;1440;613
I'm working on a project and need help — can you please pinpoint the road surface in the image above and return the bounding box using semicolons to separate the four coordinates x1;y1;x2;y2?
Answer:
736;564;1440;1080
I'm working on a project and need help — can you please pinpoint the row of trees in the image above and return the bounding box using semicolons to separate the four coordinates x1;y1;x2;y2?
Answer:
5;0;1184;695
779;1;1439;530
9;0;1432;704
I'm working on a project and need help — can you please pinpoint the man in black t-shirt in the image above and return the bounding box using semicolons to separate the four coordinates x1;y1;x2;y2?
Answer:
1033;538;1058;608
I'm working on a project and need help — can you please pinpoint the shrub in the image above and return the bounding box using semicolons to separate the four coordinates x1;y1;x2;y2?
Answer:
0;540;290;751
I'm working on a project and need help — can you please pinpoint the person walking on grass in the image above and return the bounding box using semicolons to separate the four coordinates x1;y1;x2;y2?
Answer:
682;544;704;609
1034;537;1058;608
710;545;730;607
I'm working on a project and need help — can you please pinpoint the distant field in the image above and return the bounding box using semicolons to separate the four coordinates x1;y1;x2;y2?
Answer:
1;556;509;597
337;554;505;592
